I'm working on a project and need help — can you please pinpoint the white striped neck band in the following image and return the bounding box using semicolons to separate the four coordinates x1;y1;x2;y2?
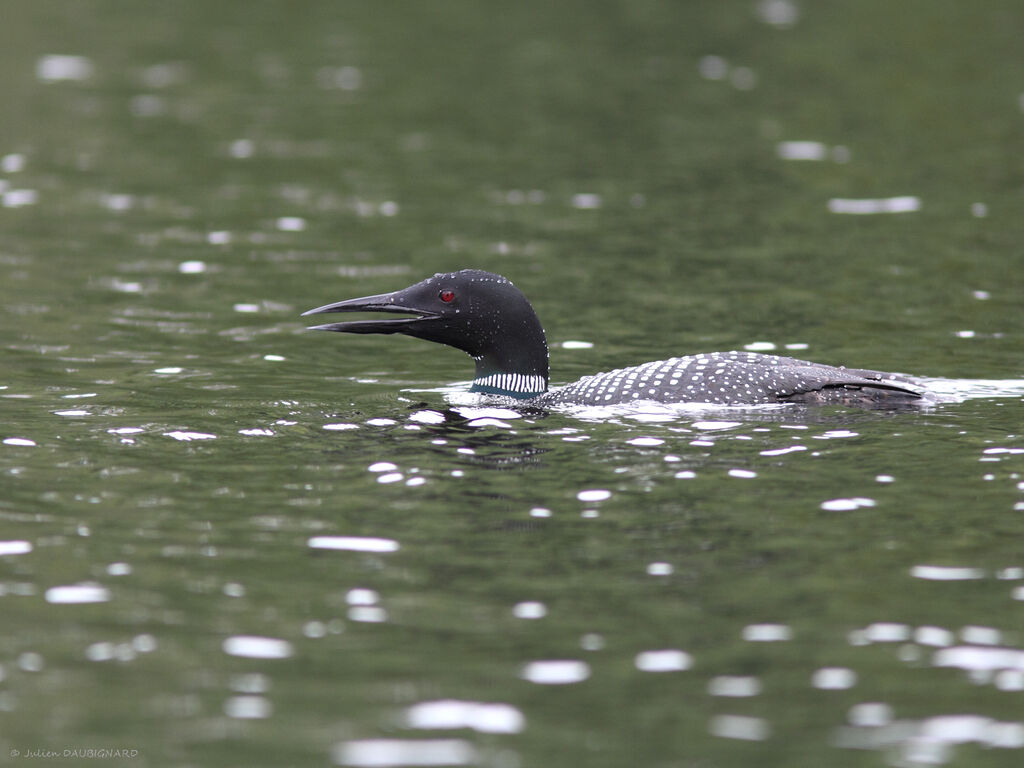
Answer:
471;372;547;399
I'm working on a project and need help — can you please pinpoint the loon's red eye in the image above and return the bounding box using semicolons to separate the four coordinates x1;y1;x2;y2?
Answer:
439;290;455;303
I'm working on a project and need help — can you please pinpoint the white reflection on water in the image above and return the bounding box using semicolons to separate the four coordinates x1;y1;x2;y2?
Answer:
814;430;858;440
709;714;771;741
3;437;36;447
308;536;400;553
917;377;1024;402
229;138;254;158
18;653;44;672
452;407;521;421
131;94;165;117
333;739;478;767
316;66;363;91
348;606;388;623
820;497;875;512
775;141;851;163
36;54;94;82
828;196;921;214
303;621;327;638
727;468;757;479
760;445;806;456
692;421;743;431
404;699;525;734
230;672;269;693
708;676;761;697
1;189;38;208
812;668;857;690
101;193;134;211
85;641;146;663
45;584;110;604
914;627;954;647
835;713;1024;762
571;193;602;209
223;583;245;598
855;623;910;643
996;670;1024;691
163;430;216;441
222;635;293;659
512;601;547;619
910;565;985;581
627;436;664;446
178;260;206;274
1;153;26;172
635;649;692;673
848;703;893;727
756;0;799;27
346;588;379;606
698;55;729;80
0;541;32;556
776;141;828;160
742;623;792;642
409;410;446;424
466;417;511;428
224;695;272;719
933;645;1024;672
961;626;1002;645
519;660;590;685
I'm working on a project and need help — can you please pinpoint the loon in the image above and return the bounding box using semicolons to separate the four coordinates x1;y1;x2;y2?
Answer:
302;269;925;408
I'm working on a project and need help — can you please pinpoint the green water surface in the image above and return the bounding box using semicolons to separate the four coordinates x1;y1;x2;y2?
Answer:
2;2;1024;767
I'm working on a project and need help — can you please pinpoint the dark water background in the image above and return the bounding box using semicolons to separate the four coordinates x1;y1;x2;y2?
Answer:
2;1;1023;766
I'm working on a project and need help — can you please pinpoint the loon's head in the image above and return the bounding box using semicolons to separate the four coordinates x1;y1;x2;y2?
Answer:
302;269;549;399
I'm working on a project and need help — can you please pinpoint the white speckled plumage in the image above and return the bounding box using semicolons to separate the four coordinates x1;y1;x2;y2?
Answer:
533;351;924;406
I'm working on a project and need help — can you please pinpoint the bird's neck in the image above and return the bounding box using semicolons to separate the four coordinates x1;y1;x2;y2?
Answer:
469;327;549;400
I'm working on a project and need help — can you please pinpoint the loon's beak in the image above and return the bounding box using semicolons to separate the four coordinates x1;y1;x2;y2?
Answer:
301;291;440;334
